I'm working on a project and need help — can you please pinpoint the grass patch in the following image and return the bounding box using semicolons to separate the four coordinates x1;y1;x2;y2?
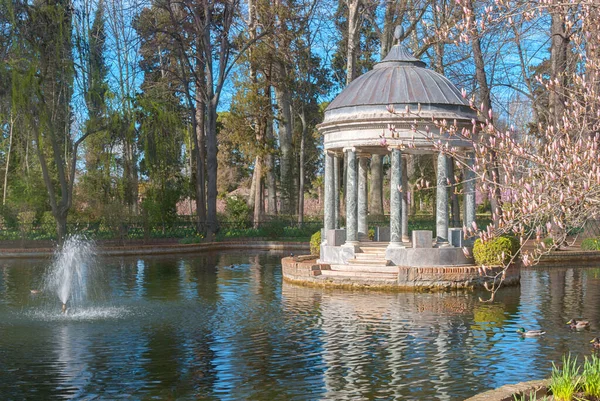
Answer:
550;354;580;401
582;237;600;251
582;354;600;399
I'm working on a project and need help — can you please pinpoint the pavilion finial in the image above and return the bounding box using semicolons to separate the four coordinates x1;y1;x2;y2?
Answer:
394;26;404;44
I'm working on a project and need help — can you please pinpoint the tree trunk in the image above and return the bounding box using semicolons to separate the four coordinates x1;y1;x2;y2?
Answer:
346;0;361;85
466;0;501;226
266;122;278;215
248;156;258;210
365;0;397;216
56;212;68;244
123;130;139;214
253;155;264;227
206;101;218;236
380;0;396;57
549;7;568;127
194;89;207;231
3;112;14;206
298;108;307;224
274;81;294;215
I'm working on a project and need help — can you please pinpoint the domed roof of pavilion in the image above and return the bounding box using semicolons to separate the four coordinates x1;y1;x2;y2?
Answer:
322;33;476;126
326;49;467;111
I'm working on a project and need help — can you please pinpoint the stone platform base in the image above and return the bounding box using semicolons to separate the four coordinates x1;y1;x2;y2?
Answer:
397;264;520;290
282;256;520;291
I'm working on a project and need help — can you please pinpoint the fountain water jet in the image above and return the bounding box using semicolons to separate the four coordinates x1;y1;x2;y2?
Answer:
44;236;96;313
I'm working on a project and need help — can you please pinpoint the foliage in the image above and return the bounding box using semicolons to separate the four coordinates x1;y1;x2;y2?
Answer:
178;233;204;245
549;354;580;401
543;237;555;250
310;230;321;256
261;220;287;239
1;0;597;255
581;238;600;251
582;354;600;399
477;199;491;214
512;354;600;401
40;211;55;227
473;235;519;266
215;219;320;241
141;181;183;226
224;197;251;229
17;210;35;232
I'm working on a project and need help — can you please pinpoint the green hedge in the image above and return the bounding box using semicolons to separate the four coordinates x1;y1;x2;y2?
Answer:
310;231;321;257
473;235;520;266
581;237;600;251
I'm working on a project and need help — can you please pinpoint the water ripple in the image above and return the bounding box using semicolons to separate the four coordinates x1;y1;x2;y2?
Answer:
1;253;600;400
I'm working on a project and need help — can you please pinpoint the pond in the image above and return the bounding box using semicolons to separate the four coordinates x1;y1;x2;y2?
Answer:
1;250;599;400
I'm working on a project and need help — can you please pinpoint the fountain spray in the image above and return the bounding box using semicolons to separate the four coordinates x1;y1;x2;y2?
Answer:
43;236;95;314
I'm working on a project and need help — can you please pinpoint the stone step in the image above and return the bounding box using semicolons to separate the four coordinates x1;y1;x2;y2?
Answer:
360;247;388;254
347;258;391;266
354;252;387;260
330;264;399;273
320;269;398;280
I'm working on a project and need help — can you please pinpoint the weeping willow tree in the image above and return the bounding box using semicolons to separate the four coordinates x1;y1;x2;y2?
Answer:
1;0;109;242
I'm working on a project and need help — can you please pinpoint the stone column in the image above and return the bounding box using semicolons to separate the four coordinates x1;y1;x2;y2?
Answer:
324;151;335;238
401;156;409;243
334;154;340;229
436;152;449;243
388;148;403;248
344;147;359;247
464;151;476;230
358;154;368;239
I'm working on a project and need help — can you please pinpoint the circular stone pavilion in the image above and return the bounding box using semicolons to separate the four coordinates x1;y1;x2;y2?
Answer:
282;28;519;290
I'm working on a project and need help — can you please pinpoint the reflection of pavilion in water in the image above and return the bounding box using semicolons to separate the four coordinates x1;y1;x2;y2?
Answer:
281;282;484;400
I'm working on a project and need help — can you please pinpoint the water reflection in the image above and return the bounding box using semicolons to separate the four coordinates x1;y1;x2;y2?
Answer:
0;253;599;400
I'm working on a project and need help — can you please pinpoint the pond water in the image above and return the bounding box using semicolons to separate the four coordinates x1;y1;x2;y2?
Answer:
1;250;600;400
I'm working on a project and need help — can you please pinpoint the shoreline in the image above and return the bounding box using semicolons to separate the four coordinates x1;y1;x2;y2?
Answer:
0;240;598;267
0;240;310;259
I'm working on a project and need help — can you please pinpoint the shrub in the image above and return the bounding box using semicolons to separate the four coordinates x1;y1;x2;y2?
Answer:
473;235;519;266
17;210;36;235
40;211;55;226
310;230;321;257
542;237;557;250
224;197;251;229
261;220;287;239
368;228;375;241
581;237;600;251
